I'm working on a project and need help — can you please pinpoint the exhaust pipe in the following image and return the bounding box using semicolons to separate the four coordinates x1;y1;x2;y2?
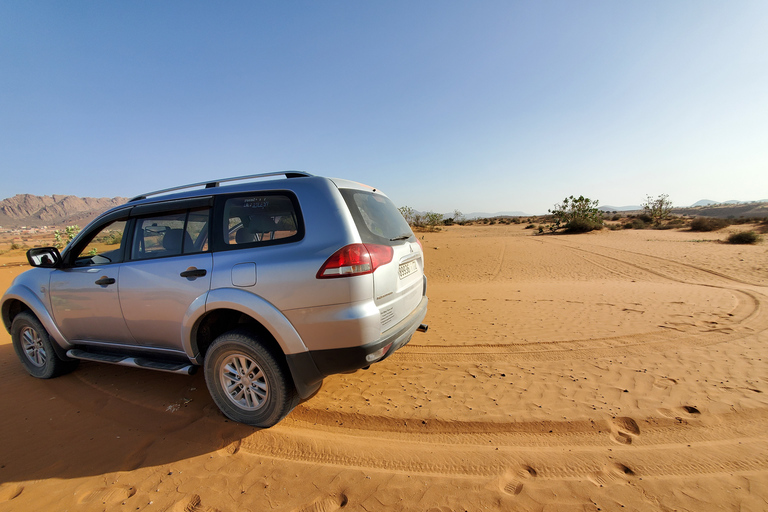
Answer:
417;323;429;333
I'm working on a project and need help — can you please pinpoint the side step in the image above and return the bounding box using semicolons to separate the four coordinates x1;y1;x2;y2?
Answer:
66;349;197;375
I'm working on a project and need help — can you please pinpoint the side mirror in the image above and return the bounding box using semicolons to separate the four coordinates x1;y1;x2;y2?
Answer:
26;247;62;268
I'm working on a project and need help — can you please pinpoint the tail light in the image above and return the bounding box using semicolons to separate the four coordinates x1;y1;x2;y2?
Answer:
317;243;394;279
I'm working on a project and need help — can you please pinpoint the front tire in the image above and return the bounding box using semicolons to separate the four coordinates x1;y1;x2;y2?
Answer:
11;311;78;379
204;331;297;428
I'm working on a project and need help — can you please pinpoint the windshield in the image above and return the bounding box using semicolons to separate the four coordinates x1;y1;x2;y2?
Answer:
340;189;413;245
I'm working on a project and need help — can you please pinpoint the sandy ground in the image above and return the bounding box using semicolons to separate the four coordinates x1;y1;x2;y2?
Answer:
1;225;767;511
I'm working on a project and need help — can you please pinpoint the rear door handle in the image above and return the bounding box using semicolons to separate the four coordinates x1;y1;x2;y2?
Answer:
180;268;207;278
95;276;116;286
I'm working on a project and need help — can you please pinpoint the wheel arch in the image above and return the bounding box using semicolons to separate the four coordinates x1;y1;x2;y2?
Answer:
186;288;310;361
2;286;73;359
186;288;323;399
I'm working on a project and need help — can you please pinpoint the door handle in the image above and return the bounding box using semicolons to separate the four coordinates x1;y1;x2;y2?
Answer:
180;268;207;278
95;276;116;286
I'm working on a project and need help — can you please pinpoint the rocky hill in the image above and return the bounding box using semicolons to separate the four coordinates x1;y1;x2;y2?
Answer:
0;194;128;229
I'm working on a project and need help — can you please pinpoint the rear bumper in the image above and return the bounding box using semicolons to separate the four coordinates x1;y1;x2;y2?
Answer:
286;295;428;398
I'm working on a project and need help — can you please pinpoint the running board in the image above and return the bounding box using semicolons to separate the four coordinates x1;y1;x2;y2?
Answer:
66;349;197;375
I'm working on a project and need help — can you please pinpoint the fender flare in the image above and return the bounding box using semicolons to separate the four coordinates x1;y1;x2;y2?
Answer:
1;284;73;359
183;287;310;361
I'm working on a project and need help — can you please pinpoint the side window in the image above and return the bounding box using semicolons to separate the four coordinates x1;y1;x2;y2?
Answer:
131;209;211;260
223;194;299;246
186;208;210;253
132;213;186;260
73;220;128;267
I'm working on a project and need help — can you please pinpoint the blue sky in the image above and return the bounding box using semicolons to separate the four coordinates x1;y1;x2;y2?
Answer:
1;1;766;214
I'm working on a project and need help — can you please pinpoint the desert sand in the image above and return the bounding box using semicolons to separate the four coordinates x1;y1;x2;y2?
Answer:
1;224;767;511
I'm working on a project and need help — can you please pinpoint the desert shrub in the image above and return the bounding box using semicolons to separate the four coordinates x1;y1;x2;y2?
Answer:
548;195;603;233
624;218;646;229
611;214;622;221
564;218;602;233
54;225;81;249
667;218;686;227
525;224;535;229
10;243;21;250
642;194;673;225
637;213;653;223
690;217;729;232
398;206;416;225
607;223;622;231
727;231;761;244
424;212;443;231
512;218;521;224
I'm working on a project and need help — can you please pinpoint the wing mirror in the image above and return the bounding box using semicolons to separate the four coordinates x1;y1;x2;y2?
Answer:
26;247;62;268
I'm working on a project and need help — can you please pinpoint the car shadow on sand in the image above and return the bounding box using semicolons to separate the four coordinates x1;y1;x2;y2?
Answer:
0;342;259;484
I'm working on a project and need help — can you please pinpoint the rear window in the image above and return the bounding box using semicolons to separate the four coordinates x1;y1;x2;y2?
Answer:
340;189;413;244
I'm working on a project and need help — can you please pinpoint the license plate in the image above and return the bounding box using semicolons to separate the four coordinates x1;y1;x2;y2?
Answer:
398;260;418;279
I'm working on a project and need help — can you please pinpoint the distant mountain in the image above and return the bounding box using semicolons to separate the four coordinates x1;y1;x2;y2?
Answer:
691;199;718;207
0;194;128;229
673;201;768;219
464;211;530;219
599;205;642;212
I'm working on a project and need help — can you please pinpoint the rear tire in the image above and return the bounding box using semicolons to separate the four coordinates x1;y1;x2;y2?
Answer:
11;312;78;379
204;330;298;428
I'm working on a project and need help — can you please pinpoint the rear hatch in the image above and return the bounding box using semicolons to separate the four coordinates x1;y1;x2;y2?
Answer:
338;187;424;334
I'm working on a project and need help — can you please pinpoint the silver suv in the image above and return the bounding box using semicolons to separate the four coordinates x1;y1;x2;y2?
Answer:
1;172;428;427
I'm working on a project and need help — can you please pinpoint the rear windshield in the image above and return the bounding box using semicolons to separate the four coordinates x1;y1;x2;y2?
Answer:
340;189;413;245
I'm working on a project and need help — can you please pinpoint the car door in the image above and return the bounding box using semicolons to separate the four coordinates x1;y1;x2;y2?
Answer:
49;217;138;345
118;207;213;351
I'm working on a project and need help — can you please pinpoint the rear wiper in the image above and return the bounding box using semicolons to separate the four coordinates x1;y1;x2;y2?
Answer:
390;234;412;241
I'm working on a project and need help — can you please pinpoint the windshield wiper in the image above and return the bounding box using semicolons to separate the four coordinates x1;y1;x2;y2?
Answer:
390;234;412;241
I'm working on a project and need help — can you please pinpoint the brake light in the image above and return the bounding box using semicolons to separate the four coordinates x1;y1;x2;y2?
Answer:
317;244;394;278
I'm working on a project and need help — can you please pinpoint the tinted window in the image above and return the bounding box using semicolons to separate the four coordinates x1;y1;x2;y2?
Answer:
131;208;211;260
340;189;413;244
222;194;300;246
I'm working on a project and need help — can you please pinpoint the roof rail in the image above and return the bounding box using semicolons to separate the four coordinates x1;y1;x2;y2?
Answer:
129;171;313;202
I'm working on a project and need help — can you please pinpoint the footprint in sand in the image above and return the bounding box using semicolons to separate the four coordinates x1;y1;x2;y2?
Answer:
0;484;24;502
498;464;538;496
292;493;349;512
171;494;222;512
76;485;136;505
652;377;678;390
589;462;637;487
609;416;640;445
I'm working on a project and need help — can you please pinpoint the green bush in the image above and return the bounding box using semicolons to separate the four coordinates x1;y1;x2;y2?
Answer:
690;217;729;232
727;231;761;244
525;224;535;229
637;213;653;223
642;194;673;225
548;195;603;233
624;218;646;229
564;218;602;233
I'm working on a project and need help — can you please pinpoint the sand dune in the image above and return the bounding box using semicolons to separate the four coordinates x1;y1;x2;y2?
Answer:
1;225;766;511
